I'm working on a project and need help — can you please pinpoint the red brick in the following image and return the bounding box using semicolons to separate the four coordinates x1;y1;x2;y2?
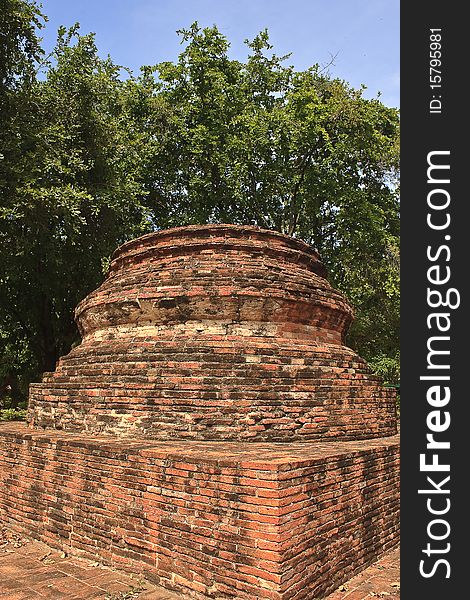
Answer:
0;225;400;600
27;225;396;443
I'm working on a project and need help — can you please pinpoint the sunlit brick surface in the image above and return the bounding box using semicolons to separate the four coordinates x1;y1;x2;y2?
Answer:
0;426;399;599
0;225;399;599
27;225;396;441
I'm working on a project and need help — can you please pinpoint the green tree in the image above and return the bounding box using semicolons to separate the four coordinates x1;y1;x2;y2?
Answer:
1;14;400;401
1;0;46;406
0;0;45;197
0;23;152;401
0;0;45;95
135;23;400;378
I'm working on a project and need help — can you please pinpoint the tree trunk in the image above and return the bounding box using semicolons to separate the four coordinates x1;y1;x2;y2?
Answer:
40;295;58;373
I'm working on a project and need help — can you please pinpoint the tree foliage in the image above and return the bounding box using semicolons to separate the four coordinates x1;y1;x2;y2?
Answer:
0;9;400;407
1;7;152;402
135;24;400;381
1;0;46;405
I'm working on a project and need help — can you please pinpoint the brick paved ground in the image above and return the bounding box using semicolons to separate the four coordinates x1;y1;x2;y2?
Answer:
0;527;399;599
0;528;179;600
324;548;400;599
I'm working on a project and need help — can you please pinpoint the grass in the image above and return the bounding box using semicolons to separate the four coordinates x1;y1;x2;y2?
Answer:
0;408;27;421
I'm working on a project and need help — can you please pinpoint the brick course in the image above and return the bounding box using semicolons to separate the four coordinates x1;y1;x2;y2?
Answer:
0;224;399;598
27;225;397;442
0;424;399;599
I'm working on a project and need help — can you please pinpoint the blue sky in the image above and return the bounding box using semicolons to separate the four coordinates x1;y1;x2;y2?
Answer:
38;0;399;108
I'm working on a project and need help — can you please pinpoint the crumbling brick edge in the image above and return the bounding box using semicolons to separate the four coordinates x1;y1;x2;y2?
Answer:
0;423;399;600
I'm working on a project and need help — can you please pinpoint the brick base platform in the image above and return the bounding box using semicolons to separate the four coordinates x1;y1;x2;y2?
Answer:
0;424;399;599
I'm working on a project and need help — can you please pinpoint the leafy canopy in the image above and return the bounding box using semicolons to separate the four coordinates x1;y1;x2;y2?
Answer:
137;23;400;379
0;11;400;407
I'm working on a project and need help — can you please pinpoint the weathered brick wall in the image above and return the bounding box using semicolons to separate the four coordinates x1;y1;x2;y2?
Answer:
28;331;396;441
27;225;397;441
2;225;400;598
75;226;348;338
0;424;399;600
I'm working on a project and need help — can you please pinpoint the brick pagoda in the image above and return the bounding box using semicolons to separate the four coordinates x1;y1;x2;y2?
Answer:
0;224;399;599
